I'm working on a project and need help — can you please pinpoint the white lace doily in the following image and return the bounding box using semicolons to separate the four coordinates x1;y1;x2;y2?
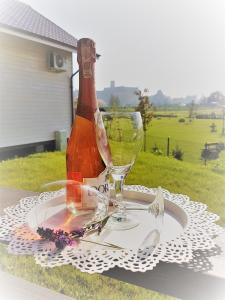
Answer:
0;186;224;274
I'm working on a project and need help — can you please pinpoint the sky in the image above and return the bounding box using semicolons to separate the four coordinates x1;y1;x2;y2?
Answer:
22;0;225;97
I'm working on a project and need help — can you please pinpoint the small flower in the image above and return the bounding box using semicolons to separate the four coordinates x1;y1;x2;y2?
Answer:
55;238;67;250
55;234;73;249
97;224;102;235
71;228;86;238
37;227;55;241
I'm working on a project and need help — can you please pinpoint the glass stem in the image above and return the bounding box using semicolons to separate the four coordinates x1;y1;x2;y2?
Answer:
114;176;126;219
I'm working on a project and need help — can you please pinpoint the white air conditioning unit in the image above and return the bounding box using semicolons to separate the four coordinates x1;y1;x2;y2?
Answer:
48;52;67;72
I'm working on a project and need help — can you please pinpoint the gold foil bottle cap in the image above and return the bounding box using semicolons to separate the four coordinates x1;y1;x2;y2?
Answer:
77;38;96;78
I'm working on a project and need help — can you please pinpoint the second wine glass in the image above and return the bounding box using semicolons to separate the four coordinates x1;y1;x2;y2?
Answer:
95;111;143;230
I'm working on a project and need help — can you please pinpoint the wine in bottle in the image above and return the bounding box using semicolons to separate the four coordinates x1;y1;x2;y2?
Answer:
66;38;109;212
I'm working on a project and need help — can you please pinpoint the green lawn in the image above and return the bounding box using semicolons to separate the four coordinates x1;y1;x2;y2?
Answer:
1;151;224;225
146;117;225;167
0;151;181;300
155;106;223;116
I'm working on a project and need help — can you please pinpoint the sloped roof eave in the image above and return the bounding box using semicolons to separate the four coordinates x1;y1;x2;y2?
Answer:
0;0;78;51
0;23;77;52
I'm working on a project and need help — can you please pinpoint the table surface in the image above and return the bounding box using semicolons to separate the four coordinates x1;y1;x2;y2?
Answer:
1;187;225;300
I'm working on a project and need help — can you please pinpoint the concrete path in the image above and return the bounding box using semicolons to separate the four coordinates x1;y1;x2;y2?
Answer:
0;270;73;300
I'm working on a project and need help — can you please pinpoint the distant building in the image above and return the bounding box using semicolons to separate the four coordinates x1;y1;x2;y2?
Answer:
96;81;138;106
151;90;198;107
151;90;171;106
200;91;225;106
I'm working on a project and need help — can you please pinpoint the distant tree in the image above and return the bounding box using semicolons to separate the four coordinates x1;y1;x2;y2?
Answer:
135;88;153;151
172;147;184;161
188;100;195;122
210;122;217;133
152;144;163;156
109;95;120;110
178;118;185;123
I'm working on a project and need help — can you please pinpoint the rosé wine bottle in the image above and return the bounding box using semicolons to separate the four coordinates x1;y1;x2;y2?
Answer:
66;38;109;212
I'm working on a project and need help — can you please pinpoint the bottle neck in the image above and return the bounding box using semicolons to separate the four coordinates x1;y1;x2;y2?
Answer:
76;67;97;121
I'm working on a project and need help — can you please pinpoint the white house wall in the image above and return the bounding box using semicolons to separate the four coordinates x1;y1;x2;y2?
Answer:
0;32;72;148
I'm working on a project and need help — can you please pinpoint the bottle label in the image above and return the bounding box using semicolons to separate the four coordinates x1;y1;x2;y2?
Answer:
82;168;109;208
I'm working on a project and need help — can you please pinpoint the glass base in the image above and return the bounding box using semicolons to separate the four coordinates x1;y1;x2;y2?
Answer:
106;213;139;230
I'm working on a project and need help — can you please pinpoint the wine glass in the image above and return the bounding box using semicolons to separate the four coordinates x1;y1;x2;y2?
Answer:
95;111;143;230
